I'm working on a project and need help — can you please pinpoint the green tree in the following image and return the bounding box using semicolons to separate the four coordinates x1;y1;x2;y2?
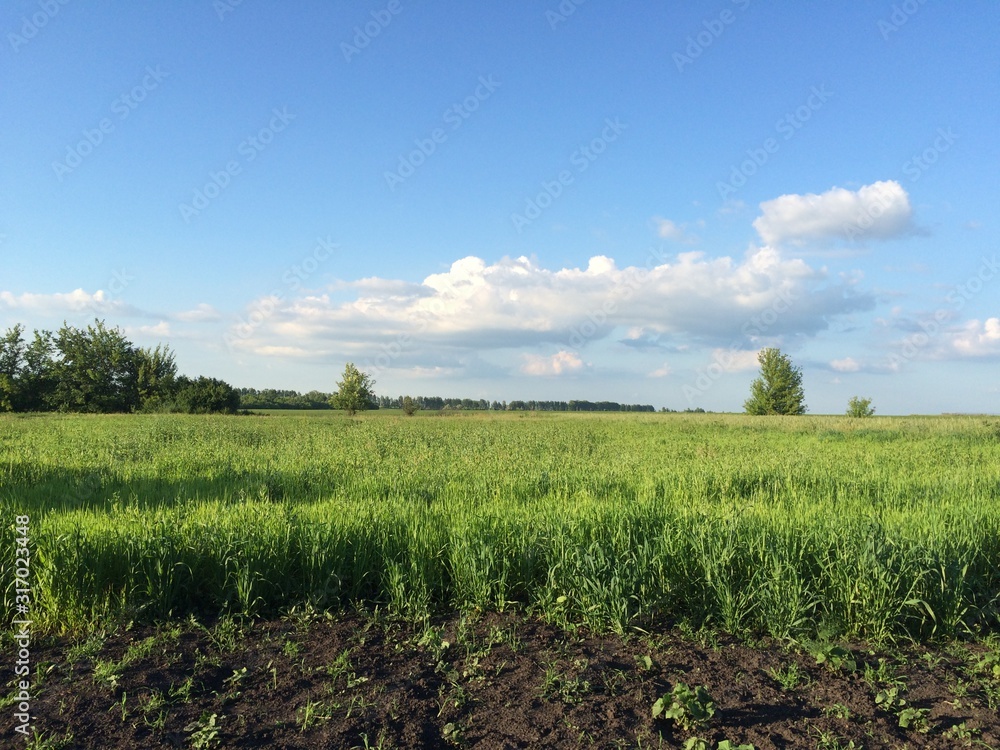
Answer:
744;348;806;415
19;330;58;411
0;325;25;412
173;376;240;414
53;320;140;413
846;396;875;418
401;395;419;416
330;363;376;416
135;344;178;411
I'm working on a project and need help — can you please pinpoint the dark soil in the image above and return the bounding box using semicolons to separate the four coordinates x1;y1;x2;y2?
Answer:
5;610;999;749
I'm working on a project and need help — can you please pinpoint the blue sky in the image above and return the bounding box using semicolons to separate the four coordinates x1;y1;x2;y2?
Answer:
2;1;998;414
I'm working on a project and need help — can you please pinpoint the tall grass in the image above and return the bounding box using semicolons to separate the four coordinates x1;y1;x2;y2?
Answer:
2;412;998;641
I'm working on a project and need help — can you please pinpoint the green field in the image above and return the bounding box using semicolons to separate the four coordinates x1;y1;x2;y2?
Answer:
3;412;999;642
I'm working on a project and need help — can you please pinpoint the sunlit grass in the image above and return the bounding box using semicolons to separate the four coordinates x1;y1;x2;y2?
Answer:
2;411;998;642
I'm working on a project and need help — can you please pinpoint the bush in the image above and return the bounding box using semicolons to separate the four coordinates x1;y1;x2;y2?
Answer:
172;376;241;414
846;396;875;418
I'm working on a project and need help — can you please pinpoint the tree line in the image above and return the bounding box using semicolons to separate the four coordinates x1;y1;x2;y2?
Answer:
239;391;659;413
377;396;657;412
0;320;239;414
0;322;870;418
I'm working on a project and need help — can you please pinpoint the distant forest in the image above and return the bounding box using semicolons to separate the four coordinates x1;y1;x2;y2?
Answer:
0;318;694;415
239;389;693;414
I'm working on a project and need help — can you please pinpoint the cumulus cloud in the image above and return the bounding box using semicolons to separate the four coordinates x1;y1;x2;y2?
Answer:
711;348;761;372
0;288;123;314
226;246;873;367
130;321;171;337
830;356;861;372
948;317;1000;357
648;363;673;378
521;350;584;376
753;180;913;247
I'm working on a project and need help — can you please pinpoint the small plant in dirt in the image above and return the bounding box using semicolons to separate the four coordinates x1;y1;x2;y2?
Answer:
942;721;980;744
874;685;905;711
540;663;591;705
222;667;248;695
862;657;902;689
874;685;930;732
417;626;451;661
635;654;655;672
813;731;858;750
25;730;75;750
170;675;197;704
324;650;368;691
185;712;223;749
652;682;716;732
767;662;806;691
897;706;931;733
354;729;395;750
683;739;754;750
207;616;243;652
297;699;333;731
810;642;856;672
970;648;1000;680
442;722;462;745
66;631;106;664
109;691;128;722
822;702;851;719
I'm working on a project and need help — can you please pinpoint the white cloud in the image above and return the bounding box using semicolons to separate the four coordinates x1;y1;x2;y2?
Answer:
753;180;913;246
175;303;221;322
228;246;872;364
830;356;861;372
0;288;122;314
130;321;171;337
649;363;673;378
711;348;761;372
654;217;698;244
251;345;311;357
521;350;584;376
948;317;1000;357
